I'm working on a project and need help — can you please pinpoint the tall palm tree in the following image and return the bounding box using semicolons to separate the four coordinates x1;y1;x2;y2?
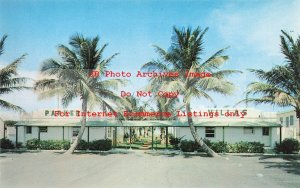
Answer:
155;97;182;120
117;95;152;120
142;27;240;157
34;34;126;154
0;35;28;111
241;30;300;133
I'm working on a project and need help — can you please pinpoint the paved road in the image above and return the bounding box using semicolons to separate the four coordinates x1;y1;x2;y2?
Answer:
0;150;299;188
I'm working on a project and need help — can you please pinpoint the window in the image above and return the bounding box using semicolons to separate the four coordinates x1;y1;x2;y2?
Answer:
26;126;32;134
280;117;283;124
205;127;215;138
286;117;289;126
72;128;80;137
39;127;48;133
262;127;269;136
290;115;294;126
244;127;254;134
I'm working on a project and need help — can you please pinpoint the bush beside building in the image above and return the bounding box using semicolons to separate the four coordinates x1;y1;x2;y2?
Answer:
275;138;300;154
179;139;265;153
25;139;112;151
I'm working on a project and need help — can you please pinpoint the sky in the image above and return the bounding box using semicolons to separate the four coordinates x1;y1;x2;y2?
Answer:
0;0;299;119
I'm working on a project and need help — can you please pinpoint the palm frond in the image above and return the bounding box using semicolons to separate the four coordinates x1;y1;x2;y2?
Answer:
0;54;27;79
0;99;25;112
0;35;8;56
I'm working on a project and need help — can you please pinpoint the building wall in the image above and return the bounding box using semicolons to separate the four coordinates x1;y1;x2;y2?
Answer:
7;126;16;144
271;127;281;148
89;127;105;141
277;111;297;127
39;127;62;140
277;110;299;140
18;126;25;144
25;127;39;141
16;126;107;144
176;126;278;147
12;125;282;148
0;118;4;139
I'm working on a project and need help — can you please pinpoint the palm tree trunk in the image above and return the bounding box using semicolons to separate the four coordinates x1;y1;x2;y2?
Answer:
185;103;218;157
65;97;88;154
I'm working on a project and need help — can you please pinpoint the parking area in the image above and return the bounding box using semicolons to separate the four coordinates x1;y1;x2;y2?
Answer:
0;150;299;188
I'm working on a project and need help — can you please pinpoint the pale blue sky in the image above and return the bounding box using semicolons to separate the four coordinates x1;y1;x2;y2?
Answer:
1;0;299;118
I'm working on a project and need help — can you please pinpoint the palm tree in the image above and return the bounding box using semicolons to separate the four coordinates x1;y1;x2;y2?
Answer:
34;34;126;154
241;30;300;134
155;97;183;120
142;27;240;157
0;35;28;111
120;96;152;120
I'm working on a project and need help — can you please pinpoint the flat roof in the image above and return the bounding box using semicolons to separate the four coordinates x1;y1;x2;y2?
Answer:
15;119;281;127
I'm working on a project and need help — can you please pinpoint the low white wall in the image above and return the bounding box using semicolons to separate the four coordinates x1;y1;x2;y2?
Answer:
7;126;16;144
89;127;105;141
0;118;4;139
40;127;63;141
176;127;279;147
19;126;107;143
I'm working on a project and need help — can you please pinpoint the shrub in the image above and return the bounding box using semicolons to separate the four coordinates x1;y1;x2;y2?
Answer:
247;142;264;153
89;139;112;151
180;140;198;152
211;141;229;153
169;135;185;150
40;140;70;150
26;139;70;150
0;138;15;149
275;138;300;154
228;141;264;153
26;139;40;150
16;142;23;148
76;140;89;150
62;141;70;150
180;139;264;153
40;140;55;150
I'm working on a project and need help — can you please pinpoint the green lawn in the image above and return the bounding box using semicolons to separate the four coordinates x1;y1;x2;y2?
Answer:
116;142;174;150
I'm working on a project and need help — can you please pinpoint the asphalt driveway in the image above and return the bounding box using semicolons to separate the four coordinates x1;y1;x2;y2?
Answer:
0;150;299;188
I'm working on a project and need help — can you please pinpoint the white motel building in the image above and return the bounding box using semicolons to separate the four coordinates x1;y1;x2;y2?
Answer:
1;108;299;149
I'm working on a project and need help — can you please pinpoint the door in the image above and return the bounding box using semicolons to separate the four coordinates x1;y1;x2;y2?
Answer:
262;127;271;146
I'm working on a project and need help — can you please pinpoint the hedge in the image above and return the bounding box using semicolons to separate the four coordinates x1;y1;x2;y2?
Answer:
180;139;264;153
228;142;264;153
39;140;70;150
76;140;89;150
26;139;70;150
275;138;300;154
25;139;112;151
0;138;15;149
26;139;40;150
180;140;198;152
89;139;112;151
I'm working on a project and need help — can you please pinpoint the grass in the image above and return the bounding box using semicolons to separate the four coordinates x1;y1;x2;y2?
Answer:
115;142;174;150
151;144;174;150
116;143;144;149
